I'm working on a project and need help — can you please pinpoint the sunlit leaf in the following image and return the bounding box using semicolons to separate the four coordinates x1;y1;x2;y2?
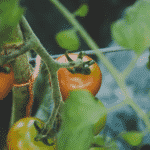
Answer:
92;135;105;146
90;138;119;150
60;89;107;130
55;28;80;51
111;0;150;55
90;148;105;150
74;4;89;17
57;123;94;150
57;89;107;150
121;131;143;146
123;3;139;23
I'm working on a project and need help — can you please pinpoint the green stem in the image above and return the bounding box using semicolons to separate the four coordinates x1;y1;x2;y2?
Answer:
122;53;140;80
107;81;150;134
149;47;150;68
8;24;33;127
20;16;64;139
148;47;150;69
10;83;30;127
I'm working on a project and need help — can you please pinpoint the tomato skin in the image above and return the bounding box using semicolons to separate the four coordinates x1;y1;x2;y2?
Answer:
0;64;14;100
56;53;102;101
7;117;56;150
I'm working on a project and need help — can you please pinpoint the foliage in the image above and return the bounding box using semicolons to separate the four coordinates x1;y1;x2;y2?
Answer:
74;3;89;17
0;0;24;46
120;131;144;146
111;0;150;55
55;28;80;51
55;3;89;51
57;89;107;150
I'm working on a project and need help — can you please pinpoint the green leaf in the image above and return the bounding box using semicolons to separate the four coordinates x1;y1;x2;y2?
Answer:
111;19;130;49
90;148;105;150
58;89;107;150
123;2;139;23
60;89;107;130
74;4;89;17
92;135;105;146
55;28;80;51
57;123;94;150
103;136;119;150
0;0;24;46
111;0;150;55
90;134;109;149
121;131;143;146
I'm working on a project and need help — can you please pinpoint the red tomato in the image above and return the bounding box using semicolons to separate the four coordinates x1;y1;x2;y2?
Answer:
56;53;102;101
7;117;57;150
0;64;14;100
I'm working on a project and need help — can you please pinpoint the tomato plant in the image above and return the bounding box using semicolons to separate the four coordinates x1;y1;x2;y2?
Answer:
0;63;14;100
56;53;102;101
6;117;56;150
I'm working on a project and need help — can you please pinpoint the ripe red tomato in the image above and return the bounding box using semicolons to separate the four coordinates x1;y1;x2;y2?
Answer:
56;53;102;101
0;63;14;100
6;117;57;150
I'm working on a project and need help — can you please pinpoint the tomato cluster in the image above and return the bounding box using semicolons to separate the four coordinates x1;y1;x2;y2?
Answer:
6;53;105;149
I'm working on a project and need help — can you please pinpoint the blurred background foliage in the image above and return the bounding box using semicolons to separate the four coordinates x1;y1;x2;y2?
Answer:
20;0;136;56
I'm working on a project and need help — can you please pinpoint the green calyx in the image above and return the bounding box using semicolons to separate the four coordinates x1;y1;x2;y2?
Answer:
65;51;95;75
33;120;55;146
67;64;91;75
0;66;11;74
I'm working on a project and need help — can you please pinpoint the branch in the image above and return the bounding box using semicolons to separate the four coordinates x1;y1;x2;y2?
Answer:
19;15;64;140
0;42;31;65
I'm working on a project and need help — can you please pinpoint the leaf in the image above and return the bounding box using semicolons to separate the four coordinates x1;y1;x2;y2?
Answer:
92;135;105;147
55;28;80;51
57;123;94;150
57;89;107;150
90;148;105;150
0;0;24;46
111;19;130;49
123;2;139;23
121;131;143;146
111;0;150;55
90;139;118;150
74;4;89;17
60;89;107;129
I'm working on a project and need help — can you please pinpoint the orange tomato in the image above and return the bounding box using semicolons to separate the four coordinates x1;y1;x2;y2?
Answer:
56;53;102;101
0;64;14;100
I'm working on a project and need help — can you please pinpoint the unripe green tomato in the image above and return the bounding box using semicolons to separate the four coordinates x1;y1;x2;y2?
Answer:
6;117;57;150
